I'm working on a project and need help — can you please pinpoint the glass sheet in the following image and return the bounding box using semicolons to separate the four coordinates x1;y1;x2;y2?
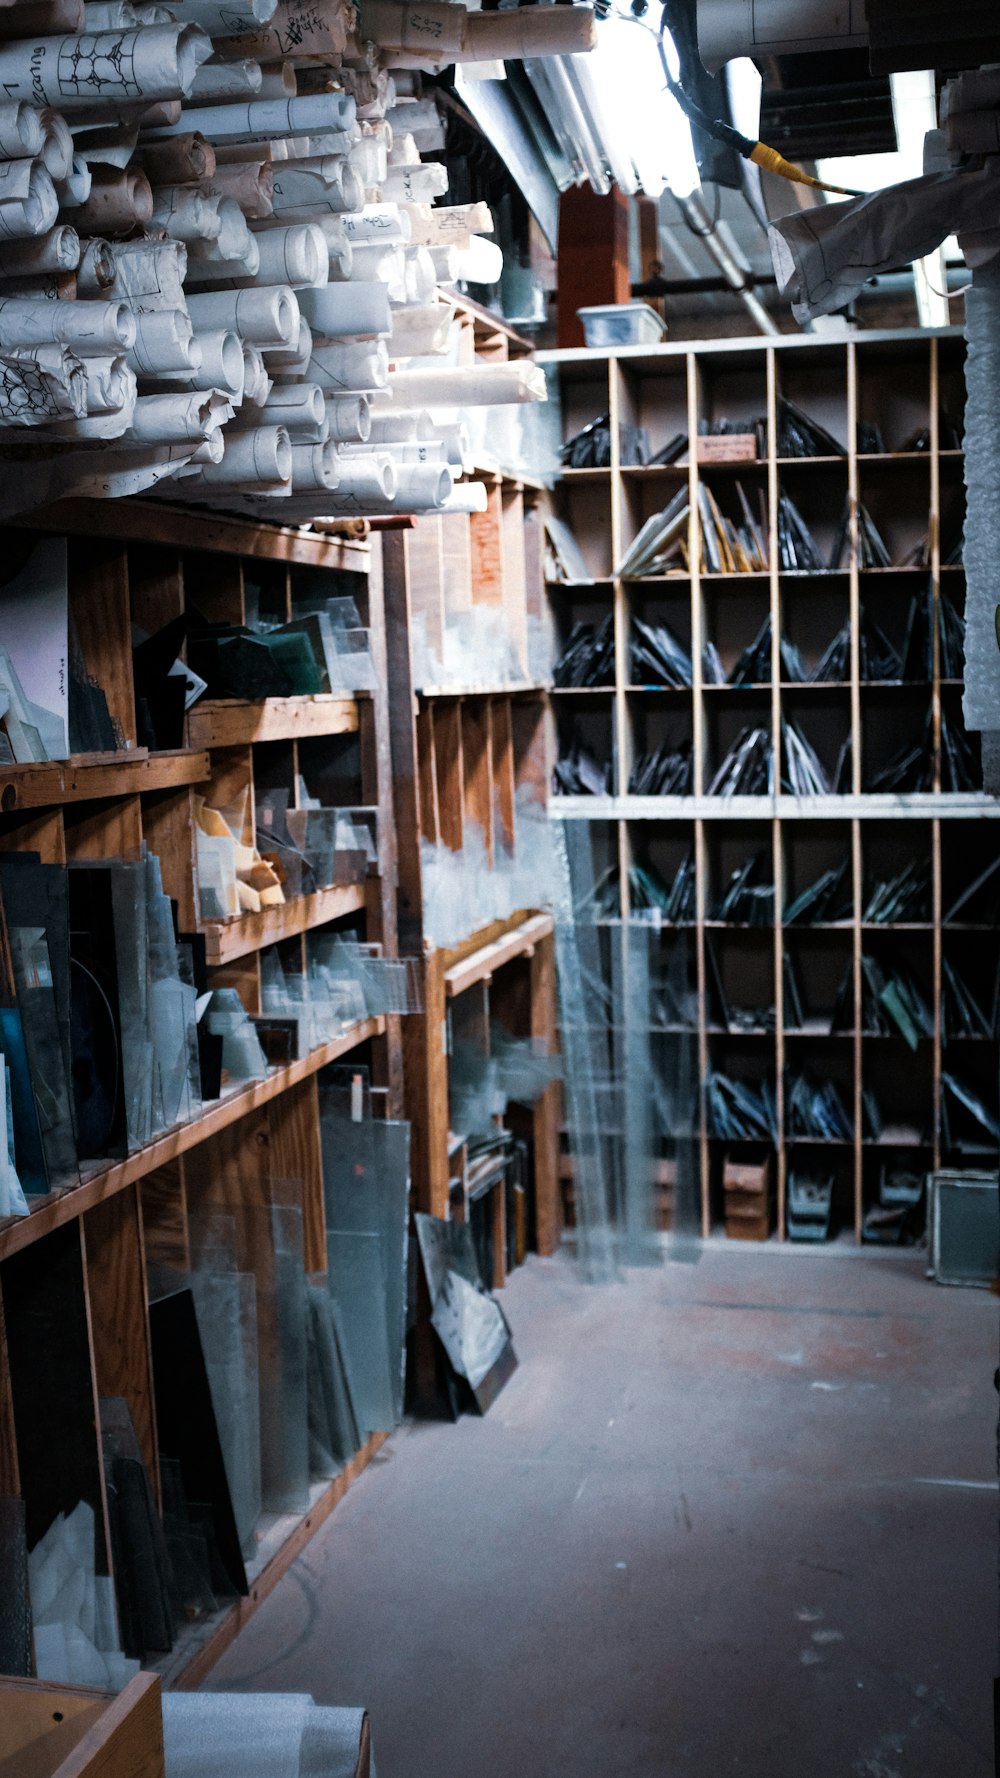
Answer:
189;1269;262;1560
5;928;77;1190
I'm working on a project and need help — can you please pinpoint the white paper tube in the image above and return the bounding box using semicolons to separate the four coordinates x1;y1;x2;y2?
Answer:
389;132;419;167
387;361;547;407
403;200;493;244
195;423;291;486
0;226;80;275
125;306;198;373
0;160;58;239
242;341;271;404
129;388;232;441
262;380;326;438
291;438;339;489
56;156;92;208
326;242;353;281
232;221;328;287
191;158;273;217
38;111;74;184
348;242;405;301
270;157;365;217
211;196;254;260
218;0;349;65
146;92;355;142
403;244;436;303
189;56;262;99
382;163;448;202
264;315;311;375
81;352;135;415
454;234;504;284
348;135;387;186
150;184;221;241
181;327;245;394
134;131;216;182
393;462;452;508
435;420;470;465
366;409;418;444
304;212;347;254
356;0;464;55
442;480;488;513
186;285;299;346
0;24;211;111
326;393;370;442
298;280;391;342
160;0;276;31
0;343;88;426
0;296;134;353
308;338;387;390
258;62;296;96
384;99;443;143
462;5;597;59
91;237;187;308
83;2;142;27
65;167;154;235
428;243;459;280
76;237;115;290
389;302;452;356
0;101;45;161
341;202;410;245
334;452;395;500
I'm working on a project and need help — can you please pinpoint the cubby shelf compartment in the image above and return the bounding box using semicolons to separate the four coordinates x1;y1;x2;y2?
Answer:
199;881;371;967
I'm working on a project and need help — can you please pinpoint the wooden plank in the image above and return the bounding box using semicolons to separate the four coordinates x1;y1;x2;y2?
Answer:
444;913;555;998
139;1163;190;1272
201;880;369;966
382;528;427;952
402;515;445;667
356;534;404;1117
265;1078;327;1275
52;1672;162;1778
432;703;464;851
529;931;561;1258
68;540;136;749
127;546;184;637
187;697;359;749
167;1433;389;1690
143;787;200;935
490;698;516;854
440;511;472;620
82;1187;160;1499
0;809;65;864
0;1017;386;1262
17;499;370;573
0;751;210;813
469;483;505;610
0;1681;107;1778
501;486;529;674
404;951;450;1219
415;703;440;853
461;699;492;862
63;795;143;862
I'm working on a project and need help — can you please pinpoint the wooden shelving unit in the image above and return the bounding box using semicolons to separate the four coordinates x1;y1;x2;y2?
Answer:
538;326;996;1246
0;504;402;1680
382;310;561;1277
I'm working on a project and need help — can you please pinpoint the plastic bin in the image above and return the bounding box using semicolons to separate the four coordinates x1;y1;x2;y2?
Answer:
577;302;667;348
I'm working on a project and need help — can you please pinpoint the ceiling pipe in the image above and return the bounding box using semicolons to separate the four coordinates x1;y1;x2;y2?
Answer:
671;189;780;335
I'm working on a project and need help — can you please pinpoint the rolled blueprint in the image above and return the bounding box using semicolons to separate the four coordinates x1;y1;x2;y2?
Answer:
151;184;223;241
392;461;453;508
347;242;404;300
191;158;273;218
307;338;387;390
241;342;271;405
39;109;73;181
0;102;46;161
428;244;459;281
258;62;296;96
261;380;326;439
382;163;449;202
189;56;262;99
403;245;436;302
0;343;88;426
0;296;135;353
145;92;355;142
0;24;212;110
193;423;292;487
297;280;391;341
157;0;276;31
218;0;350;65
186;428;226;464
236;221;328;287
85;237;187;308
76;236;115;289
367;409;422;444
326;393;370;442
129;388;233;441
181;327;245;394
454;233;503;285
388;303;453;357
290;438;339;489
341;201;410;245
441;480;488;513
349;135;387;188
386;362;547;408
326;241;353;281
462;4;597;59
384;98;443;146
270;157;365;218
264;312;310;372
0;161;58;239
403;200;493;245
78;351;137;415
356;0;465;57
64;166;153;235
55;156;91;208
334;452;395;501
186;284;299;346
125;306;199;374
134;131;216;183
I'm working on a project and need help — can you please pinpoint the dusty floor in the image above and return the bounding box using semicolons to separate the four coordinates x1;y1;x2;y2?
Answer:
209;1244;998;1778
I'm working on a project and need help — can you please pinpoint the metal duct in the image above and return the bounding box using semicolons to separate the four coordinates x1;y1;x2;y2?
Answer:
697;0;867;74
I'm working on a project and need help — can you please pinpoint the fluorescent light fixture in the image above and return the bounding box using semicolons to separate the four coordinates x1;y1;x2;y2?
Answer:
579;12;700;200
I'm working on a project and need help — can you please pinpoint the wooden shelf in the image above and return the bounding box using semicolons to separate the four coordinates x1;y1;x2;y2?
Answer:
0;748;210;812
17;497;370;572
0;1672;163;1778
0;1015;386;1262
200;880;370;965
188;695;359;748
444;912;555;997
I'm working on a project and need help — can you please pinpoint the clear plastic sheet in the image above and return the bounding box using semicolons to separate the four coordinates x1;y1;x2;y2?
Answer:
189;1267;262;1559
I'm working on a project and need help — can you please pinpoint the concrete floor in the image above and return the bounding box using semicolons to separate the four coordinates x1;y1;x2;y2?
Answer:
210;1246;998;1778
